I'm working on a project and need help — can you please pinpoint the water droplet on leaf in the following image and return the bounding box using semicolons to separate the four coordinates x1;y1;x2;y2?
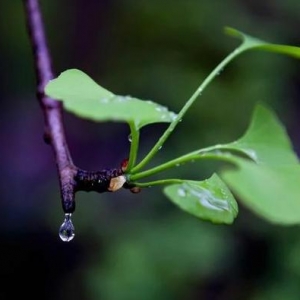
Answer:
177;188;186;197
59;213;75;242
128;134;132;142
245;149;258;162
101;98;109;103
171;113;177;121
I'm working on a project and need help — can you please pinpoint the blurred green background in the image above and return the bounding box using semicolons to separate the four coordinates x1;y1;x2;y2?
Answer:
1;0;300;299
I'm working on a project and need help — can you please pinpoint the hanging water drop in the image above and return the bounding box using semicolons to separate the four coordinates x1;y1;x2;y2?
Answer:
59;213;75;242
128;134;132;142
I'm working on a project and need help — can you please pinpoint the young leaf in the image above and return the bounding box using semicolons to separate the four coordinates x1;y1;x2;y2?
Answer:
225;27;300;59
196;104;300;224
163;173;238;224
221;159;300;225
216;104;299;165
45;69;177;130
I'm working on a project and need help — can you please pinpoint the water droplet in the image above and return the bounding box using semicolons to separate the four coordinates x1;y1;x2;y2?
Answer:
189;189;229;211
59;213;75;242
158;146;162;150
216;68;224;76
128;134;132;142
101;98;109;103
176;163;181;167
245;149;258;162
155;107;162;112
118;96;126;102
177;188;186;197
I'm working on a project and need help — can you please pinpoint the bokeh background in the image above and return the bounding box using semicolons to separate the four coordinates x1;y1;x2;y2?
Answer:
1;1;300;299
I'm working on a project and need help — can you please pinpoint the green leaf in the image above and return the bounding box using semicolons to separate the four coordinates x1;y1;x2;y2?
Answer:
163;174;238;224
45;69;177;130
221;159;300;225
225;27;300;59
197;104;300;224
217;104;299;165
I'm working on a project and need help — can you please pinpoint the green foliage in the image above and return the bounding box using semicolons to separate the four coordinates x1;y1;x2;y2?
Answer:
218;104;299;165
164;174;238;224
222;161;300;224
45;69;177;130
209;105;300;224
45;27;300;226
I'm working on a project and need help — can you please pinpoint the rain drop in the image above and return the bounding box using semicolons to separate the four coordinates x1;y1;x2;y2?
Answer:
118;96;126;102
177;188;186;197
217;68;224;76
101;98;109;103
128;134;132;142
59;213;75;242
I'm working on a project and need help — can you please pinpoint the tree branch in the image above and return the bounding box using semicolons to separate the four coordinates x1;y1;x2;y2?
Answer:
23;0;132;216
23;0;77;213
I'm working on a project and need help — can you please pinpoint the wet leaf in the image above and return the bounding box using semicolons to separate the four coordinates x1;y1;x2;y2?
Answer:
221;159;300;225
45;69;177;130
217;104;299;165
164;174;238;224
197;104;300;224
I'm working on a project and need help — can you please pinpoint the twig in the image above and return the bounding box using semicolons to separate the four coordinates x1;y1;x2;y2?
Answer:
23;0;131;215
23;0;77;213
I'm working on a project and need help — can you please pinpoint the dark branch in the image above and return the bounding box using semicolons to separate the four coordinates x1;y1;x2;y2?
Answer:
75;169;124;193
23;0;132;214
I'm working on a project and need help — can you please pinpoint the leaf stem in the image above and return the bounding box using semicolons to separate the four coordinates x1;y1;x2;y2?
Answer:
130;153;236;187
132;179;186;187
131;45;247;174
129;145;233;181
126;122;140;171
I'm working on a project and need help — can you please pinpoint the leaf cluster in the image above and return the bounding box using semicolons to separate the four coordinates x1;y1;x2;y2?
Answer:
45;28;300;225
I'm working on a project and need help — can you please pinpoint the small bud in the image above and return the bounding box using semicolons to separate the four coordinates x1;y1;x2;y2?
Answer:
108;175;126;192
121;158;129;172
130;187;141;194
